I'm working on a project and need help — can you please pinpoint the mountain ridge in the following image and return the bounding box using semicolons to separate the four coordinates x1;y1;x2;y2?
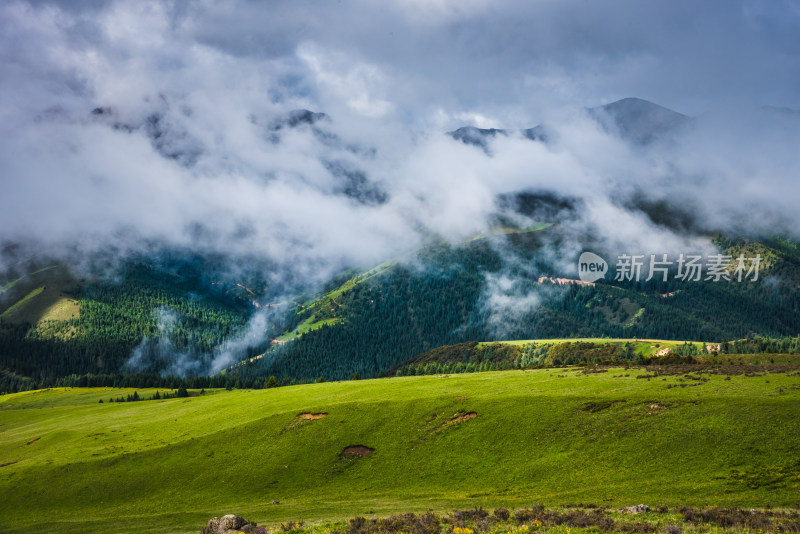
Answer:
449;96;691;148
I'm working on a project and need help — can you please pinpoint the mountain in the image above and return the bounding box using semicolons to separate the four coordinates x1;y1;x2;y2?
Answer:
3;98;800;389
589;97;691;145
449;97;690;149
448;126;508;152
243;233;800;381
3;223;800;389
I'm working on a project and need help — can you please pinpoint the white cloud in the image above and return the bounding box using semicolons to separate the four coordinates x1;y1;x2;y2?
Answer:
298;43;394;118
1;0;799;288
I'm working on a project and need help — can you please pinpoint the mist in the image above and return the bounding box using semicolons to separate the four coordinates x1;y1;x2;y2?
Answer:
2;0;799;372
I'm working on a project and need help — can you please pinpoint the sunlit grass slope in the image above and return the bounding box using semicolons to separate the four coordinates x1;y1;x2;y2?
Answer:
1;369;799;533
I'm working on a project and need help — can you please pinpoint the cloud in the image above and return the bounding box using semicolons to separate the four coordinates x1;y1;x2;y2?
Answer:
123;307;205;377
298;43;394;118
3;0;800;375
1;0;799;295
210;308;270;374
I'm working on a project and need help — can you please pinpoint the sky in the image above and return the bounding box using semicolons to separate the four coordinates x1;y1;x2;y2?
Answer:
1;0;799;280
8;0;800;121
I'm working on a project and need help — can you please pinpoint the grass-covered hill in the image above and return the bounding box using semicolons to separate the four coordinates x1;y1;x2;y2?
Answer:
3;231;800;386
1;365;799;533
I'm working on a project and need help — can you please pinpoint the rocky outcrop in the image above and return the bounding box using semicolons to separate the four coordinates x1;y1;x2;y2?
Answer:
618;504;651;514
202;514;260;533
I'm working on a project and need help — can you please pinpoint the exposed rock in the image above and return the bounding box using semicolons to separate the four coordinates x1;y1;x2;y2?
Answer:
202;514;253;533
618;504;651;514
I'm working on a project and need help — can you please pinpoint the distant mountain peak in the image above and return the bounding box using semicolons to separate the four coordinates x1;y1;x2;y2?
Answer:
270;109;329;131
448;97;691;152
589;97;691;145
602;96;676;109
448;126;508;152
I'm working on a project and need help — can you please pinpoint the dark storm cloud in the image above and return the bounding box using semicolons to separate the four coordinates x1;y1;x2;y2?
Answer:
12;0;800;121
181;0;800;119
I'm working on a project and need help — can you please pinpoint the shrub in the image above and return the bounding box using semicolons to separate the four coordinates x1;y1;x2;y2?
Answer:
348;517;368;534
449;508;488;525
492;508;510;522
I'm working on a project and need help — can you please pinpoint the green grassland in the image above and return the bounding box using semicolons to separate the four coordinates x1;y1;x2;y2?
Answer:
2;368;799;533
0;266;78;325
276;317;344;340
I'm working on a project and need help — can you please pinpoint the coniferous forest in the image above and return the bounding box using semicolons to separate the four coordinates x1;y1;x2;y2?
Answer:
4;232;800;392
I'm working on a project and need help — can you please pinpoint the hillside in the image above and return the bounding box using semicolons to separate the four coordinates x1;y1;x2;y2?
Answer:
390;338;710;376
4;231;800;387
248;234;800;381
1;367;799;533
0;254;275;386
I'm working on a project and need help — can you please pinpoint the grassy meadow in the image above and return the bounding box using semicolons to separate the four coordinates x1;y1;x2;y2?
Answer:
1;366;799;532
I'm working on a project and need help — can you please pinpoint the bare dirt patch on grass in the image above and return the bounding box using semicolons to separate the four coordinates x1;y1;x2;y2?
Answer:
284;412;329;431
340;445;374;458
443;411;477;427
299;412;327;420
645;402;667;414
630;399;696;419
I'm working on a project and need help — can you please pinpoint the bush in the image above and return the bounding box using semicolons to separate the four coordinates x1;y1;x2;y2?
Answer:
492;508;510;522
